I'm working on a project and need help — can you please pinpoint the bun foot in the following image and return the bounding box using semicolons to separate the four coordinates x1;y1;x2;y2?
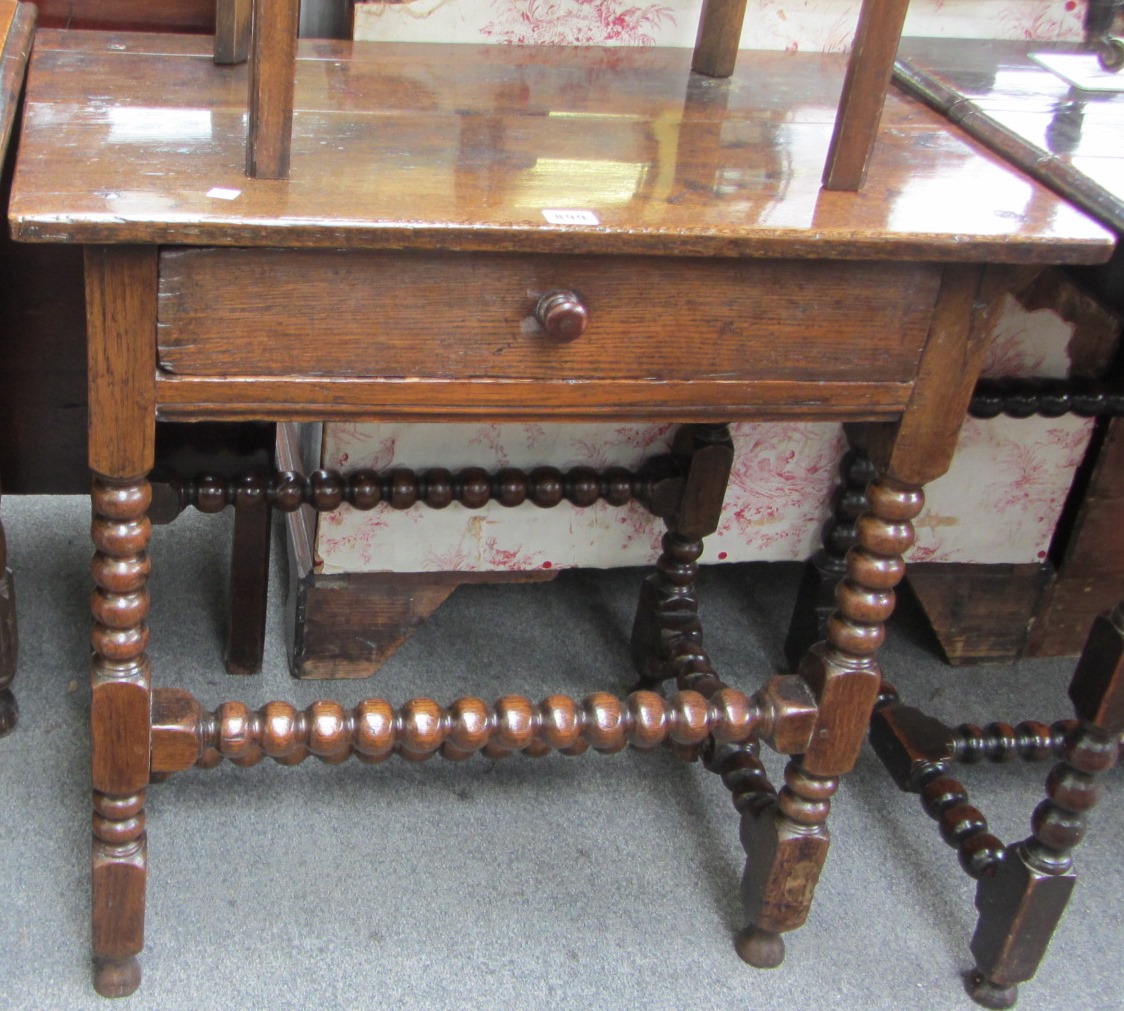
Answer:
0;689;16;737
734;925;786;968
966;969;1018;1009
94;956;141;998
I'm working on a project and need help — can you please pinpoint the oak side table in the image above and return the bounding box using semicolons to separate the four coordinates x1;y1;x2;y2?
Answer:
7;28;1113;999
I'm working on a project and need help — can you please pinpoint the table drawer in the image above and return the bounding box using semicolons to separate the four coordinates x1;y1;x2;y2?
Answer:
157;248;940;385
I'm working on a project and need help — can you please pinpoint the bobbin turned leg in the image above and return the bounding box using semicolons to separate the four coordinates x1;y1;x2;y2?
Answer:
783;445;874;670
737;476;924;966
90;478;152;997
85;245;158;997
968;602;1124;1009
741;264;1015;966
630;424;733;687
0;508;16;736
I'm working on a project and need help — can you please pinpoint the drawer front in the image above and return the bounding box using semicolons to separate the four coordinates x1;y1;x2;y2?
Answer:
157;248;940;385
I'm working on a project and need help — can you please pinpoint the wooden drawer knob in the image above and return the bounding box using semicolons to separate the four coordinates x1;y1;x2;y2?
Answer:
535;290;588;342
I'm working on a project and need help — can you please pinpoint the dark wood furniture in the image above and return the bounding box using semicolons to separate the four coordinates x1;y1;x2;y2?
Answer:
7;16;1111;1004
871;607;1124;1009
846;35;1124;1009
891;37;1124;663
0;0;36;736
287;33;1124;678
0;0;215;507
0;1;280;679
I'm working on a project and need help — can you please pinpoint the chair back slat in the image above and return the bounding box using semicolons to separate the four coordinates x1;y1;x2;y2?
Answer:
228;0;910;190
246;0;298;180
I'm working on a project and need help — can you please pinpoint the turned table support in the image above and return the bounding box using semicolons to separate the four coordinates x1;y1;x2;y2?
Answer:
870;605;1124;1009
733;263;1014;966
85;246;158;998
969;602;1124;1008
630;423;734;689
151;685;774;770
783;445;875;670
737;475;923;966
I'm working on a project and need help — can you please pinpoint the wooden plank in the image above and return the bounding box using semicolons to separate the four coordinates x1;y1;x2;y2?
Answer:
863;265;1020;487
246;0;297;178
9;34;1113;263
0;2;33;157
906;563;1051;665
85;246;158;478
157;249;940;384
0;3;16;49
289;568;555;679
154;374;910;422
822;0;910;191
24;33;923;123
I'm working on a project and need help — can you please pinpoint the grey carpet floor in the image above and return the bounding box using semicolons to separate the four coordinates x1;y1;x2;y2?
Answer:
1;495;1121;1010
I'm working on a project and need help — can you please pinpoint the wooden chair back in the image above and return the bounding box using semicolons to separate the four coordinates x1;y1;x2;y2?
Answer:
216;0;911;188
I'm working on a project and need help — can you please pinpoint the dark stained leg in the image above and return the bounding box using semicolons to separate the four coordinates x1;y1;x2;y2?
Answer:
691;0;750;78
151;422;277;677
246;0;298;179
630;423;733;687
225;494;272;675
783;444;875;671
737;475;924;966
90;477;152;997
738;264;1008;965
85;245;158;997
822;0;911;191
967;602;1124;1008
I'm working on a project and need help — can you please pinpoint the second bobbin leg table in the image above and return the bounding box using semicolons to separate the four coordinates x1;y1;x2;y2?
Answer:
7;29;1112;999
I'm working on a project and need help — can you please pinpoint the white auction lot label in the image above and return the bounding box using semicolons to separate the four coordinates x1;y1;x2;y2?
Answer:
542;209;600;225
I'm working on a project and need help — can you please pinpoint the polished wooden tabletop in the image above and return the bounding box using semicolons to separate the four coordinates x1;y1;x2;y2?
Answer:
896;38;1124;235
8;30;1113;263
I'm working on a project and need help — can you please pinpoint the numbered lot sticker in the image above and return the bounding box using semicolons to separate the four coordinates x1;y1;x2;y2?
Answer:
542;209;600;225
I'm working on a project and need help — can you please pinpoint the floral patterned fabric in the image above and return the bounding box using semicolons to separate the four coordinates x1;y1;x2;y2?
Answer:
313;1;1098;575
353;0;1086;50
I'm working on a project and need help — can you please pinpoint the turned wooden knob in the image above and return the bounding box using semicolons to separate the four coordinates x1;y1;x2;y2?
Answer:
535;290;588;342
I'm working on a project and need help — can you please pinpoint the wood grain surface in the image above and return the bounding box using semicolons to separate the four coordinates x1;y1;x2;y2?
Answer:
84;246;157;477
246;0;297;178
156;249;940;382
8;33;1113;262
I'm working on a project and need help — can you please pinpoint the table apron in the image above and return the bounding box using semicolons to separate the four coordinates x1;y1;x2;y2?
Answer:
155;249;942;403
152;375;911;423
